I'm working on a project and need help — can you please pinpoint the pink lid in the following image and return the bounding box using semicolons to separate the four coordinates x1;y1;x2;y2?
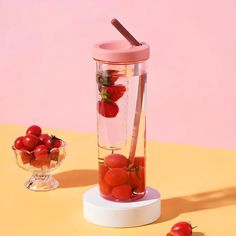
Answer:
93;40;150;63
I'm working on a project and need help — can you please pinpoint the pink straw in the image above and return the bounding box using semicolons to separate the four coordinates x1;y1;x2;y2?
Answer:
111;18;141;46
111;18;145;161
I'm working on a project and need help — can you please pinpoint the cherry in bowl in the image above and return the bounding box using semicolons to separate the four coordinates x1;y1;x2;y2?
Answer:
12;125;66;191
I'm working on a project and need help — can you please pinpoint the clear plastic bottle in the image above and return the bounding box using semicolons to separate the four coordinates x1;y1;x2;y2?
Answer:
93;40;149;202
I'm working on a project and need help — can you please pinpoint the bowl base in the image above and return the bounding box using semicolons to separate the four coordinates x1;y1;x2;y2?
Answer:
25;174;59;191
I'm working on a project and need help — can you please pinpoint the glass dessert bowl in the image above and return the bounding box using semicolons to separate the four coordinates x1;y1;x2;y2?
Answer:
12;140;66;191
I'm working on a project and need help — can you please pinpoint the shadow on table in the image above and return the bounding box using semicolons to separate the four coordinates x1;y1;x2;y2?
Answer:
156;186;236;223
193;233;206;236
53;169;98;188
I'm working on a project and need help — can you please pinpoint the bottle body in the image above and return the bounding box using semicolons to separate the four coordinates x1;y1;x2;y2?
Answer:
96;61;147;202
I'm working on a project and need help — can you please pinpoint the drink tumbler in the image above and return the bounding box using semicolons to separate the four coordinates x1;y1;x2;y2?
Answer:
93;40;149;202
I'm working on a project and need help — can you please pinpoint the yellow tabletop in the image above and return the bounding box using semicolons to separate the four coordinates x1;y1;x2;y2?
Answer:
0;124;235;236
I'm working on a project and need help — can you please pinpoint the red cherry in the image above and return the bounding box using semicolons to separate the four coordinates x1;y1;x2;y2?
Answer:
98;164;109;180
31;160;43;168
31;159;50;168
104;154;129;168
43;136;61;149
34;145;49;161
99;180;112;195
129;171;141;188
167;231;184;236
168;221;195;236
20;150;33;164
104;168;128;186
49;149;60;161
133;156;145;167
129;166;145;193
26;125;42;137
44;137;53;149
39;133;50;143
53;139;61;148
111;184;132;201
23;134;39;151
14;136;25;150
31;145;50;168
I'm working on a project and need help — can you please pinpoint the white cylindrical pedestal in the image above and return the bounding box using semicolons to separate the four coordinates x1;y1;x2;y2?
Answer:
83;186;161;228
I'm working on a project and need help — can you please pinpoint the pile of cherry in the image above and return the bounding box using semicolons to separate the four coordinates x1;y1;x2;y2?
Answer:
98;154;145;201
13;125;63;168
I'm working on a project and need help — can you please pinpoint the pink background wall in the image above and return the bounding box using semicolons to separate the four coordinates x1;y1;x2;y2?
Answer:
1;0;236;149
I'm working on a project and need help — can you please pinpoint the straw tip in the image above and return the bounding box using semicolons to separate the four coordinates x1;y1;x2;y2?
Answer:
111;18;117;24
110;17;141;46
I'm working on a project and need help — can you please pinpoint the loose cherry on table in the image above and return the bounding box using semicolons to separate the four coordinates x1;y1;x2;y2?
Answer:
167;221;196;236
